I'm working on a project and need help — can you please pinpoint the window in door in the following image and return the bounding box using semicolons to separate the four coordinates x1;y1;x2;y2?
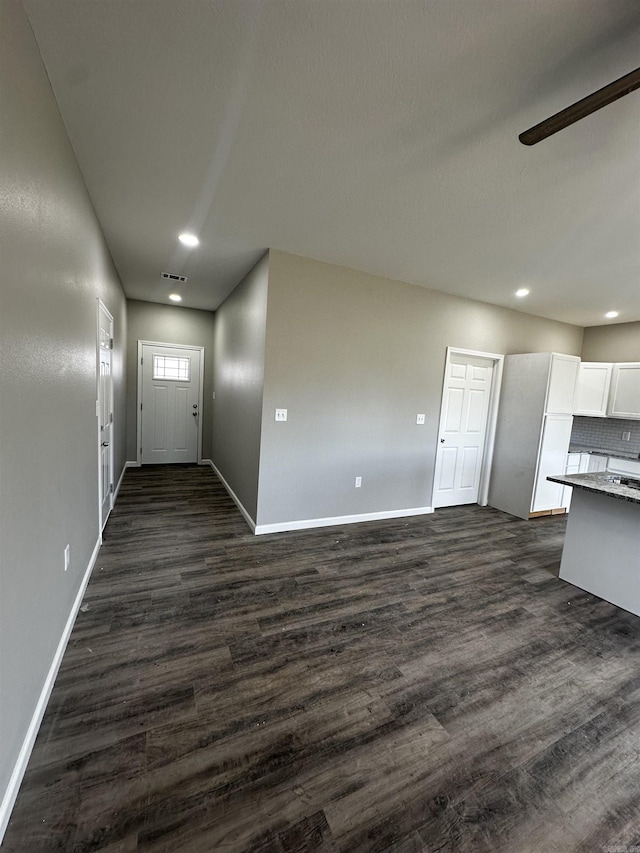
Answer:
153;355;190;381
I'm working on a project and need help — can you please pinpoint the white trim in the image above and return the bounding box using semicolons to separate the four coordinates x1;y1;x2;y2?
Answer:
0;536;101;844
202;460;257;532
202;459;434;536
126;460;141;468
136;341;205;466
431;347;504;509
478;356;504;506
97;300;115;532
113;463;127;502
254;505;434;536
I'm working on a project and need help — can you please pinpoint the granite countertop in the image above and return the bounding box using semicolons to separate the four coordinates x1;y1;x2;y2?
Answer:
568;445;640;461
547;472;640;505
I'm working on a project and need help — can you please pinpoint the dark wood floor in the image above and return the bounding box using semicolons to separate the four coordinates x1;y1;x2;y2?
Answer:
5;465;640;852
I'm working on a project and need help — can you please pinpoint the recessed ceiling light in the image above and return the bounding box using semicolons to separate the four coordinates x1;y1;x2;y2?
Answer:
169;293;182;302
515;288;530;298
178;232;199;247
605;310;619;319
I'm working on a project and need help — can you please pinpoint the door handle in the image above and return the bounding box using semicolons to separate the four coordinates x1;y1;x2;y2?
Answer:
102;442;109;447
440;438;445;443
192;412;198;417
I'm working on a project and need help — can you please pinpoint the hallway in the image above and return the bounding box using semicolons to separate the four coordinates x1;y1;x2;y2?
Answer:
4;465;640;851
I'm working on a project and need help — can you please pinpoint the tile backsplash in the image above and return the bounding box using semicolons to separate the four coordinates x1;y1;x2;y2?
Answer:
571;416;640;458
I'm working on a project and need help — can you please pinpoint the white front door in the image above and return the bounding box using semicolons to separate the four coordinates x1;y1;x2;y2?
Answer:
433;353;495;508
98;302;114;530
140;344;202;464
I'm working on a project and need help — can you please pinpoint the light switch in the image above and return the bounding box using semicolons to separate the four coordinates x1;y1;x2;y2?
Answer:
416;413;425;425
275;408;288;422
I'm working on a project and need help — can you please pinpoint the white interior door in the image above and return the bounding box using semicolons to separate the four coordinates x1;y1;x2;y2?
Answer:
98;302;114;531
140;344;202;464
433;353;495;508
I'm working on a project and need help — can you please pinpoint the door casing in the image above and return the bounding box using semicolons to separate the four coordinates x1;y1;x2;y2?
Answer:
97;300;114;532
136;340;205;466
431;347;504;508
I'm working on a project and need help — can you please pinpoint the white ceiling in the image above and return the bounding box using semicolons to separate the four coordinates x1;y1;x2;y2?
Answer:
24;0;640;327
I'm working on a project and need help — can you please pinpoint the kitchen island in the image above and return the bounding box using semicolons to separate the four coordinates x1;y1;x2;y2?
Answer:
547;472;640;617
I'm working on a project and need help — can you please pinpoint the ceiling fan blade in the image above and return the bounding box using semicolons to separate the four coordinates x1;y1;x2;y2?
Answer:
519;67;640;145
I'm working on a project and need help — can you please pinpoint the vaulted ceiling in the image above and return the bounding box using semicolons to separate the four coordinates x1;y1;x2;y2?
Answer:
23;0;640;326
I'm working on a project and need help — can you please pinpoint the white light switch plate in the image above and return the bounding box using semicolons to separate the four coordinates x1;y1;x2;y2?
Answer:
275;408;288;422
416;413;425;424
355;476;362;488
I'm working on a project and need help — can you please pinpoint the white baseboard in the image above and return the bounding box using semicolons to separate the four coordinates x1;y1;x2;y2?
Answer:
113;463;127;502
0;536;101;844
202;459;434;536
202;460;257;533
254;505;434;535
125;460;141;468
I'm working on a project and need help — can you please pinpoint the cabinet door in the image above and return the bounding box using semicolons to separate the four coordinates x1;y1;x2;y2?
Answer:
563;453;581;511
607;457;640;477
587;455;607;473
578;453;590;473
608;364;640;419
532;414;574;511
546;354;579;414
574;363;612;417
566;453;580;474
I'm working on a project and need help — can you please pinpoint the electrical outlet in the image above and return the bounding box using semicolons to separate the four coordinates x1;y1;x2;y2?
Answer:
416;413;425;425
622;431;631;441
355;476;362;488
64;544;70;572
212;391;216;400
275;409;288;422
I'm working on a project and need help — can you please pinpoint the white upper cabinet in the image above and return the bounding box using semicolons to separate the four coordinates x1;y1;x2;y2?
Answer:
574;362;613;417
607;363;640;419
546;353;580;414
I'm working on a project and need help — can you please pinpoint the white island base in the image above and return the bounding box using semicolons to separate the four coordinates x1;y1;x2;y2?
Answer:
558;488;640;617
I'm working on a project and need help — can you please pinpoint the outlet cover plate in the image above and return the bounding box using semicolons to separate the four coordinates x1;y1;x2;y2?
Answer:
275;408;288;422
416;413;426;424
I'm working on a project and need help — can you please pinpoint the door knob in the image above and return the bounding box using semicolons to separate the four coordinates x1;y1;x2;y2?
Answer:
102;442;109;447
192;411;198;417
440;438;445;443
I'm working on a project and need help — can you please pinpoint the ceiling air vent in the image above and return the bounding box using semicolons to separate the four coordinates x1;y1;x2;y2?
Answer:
161;272;187;283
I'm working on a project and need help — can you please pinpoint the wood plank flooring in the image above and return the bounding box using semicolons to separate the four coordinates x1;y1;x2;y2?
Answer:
4;464;640;852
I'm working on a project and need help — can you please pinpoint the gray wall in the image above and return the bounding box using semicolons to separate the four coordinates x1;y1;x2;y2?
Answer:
0;0;127;809
581;322;640;363
211;254;269;521
126;300;215;461
256;251;583;525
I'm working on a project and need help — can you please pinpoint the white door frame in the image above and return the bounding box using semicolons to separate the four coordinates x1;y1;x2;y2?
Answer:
431;347;504;508
136;340;205;466
97;300;114;532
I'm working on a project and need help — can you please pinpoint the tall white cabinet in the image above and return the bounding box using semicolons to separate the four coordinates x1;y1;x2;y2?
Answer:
488;352;579;520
